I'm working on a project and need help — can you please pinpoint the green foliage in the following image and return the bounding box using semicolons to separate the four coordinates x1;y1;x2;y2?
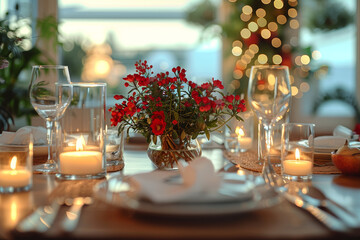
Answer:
0;8;59;132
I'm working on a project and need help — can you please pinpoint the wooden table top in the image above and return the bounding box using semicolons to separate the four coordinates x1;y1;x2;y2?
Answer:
1;146;360;240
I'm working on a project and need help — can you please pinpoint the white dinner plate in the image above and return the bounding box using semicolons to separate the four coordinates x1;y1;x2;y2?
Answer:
94;174;281;217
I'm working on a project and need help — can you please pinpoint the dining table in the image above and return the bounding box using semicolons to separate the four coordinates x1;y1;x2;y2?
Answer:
1;141;360;240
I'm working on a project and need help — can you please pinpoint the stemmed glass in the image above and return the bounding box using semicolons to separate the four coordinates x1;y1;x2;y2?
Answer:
29;65;73;173
247;65;291;184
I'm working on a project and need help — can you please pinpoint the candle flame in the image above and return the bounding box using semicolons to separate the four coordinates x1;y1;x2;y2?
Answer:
76;136;86;151
295;148;300;160
10;156;17;170
235;127;245;137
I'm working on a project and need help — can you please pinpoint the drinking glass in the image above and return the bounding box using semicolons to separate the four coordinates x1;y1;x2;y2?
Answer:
247;65;291;183
29;65;72;173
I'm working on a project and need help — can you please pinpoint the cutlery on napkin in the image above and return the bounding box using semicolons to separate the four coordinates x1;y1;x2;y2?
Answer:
128;157;253;204
0;126;46;145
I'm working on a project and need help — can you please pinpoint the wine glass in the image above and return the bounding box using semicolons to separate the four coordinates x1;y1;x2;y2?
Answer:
29;65;73;173
247;65;291;183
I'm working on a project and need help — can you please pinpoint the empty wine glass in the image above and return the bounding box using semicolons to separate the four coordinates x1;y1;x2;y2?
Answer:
247;65;291;184
29;65;72;173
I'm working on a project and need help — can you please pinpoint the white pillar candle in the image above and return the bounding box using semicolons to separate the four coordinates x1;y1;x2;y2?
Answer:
0;156;31;188
59;151;102;175
59;136;103;175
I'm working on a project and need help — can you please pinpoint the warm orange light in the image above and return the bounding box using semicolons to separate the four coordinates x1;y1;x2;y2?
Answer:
76;136;86;151
295;148;300;160
10;156;17;170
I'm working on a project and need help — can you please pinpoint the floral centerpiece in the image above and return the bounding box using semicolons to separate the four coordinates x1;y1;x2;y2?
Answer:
109;60;246;169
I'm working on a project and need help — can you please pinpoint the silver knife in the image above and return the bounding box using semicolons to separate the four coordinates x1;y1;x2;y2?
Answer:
283;192;349;232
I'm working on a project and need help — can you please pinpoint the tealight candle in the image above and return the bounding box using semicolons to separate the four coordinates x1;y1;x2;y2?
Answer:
236;127;253;151
283;148;312;176
0;156;31;188
59;136;103;175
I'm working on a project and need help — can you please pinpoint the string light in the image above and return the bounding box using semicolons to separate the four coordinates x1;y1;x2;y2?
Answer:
272;54;282;64
277;15;287;24
291;86;298;96
300;55;310;65
248;21;259;32
242;5;253;15
268;22;278;32
258;54;268;64
274;0;284;9
289;19;299;29
288;8;298;18
271;38;282;48
232;40;243;47
256;8;266;18
232;46;243;56
257;18;267;27
312;50;321;60
240;28;251;39
261;29;271;39
240;13;252;22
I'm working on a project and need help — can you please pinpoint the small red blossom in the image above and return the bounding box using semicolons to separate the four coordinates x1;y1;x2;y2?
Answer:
172;120;178;125
114;95;124;100
150;118;166;135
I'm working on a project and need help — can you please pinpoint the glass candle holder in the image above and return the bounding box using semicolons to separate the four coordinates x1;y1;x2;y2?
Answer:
0;135;33;193
56;83;107;180
105;127;124;171
281;123;315;181
225;111;254;153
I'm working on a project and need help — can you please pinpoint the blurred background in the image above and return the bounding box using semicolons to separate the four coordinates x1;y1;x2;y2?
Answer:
0;0;358;134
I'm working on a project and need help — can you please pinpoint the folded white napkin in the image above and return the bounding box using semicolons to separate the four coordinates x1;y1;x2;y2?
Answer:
314;136;346;149
128;157;253;204
333;125;353;140
0;126;47;145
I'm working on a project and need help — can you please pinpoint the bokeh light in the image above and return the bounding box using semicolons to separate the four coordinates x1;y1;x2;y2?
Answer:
277;15;287;25
242;5;253;15
271;38;282;48
312;50;321;60
268;22;278;32
288;8;298;18
289;19;299;29
257;18;267;27
248;21;259;32
258;54;268;64
240;28;251;39
272;54;282;64
300;55;311;65
256;8;266;18
261;29;271;39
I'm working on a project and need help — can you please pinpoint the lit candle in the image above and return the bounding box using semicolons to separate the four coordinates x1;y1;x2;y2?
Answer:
0;156;31;188
236;127;253;150
59;136;103;175
283;148;312;176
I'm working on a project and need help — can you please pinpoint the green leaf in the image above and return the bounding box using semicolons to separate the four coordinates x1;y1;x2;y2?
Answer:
203;128;209;140
181;130;186;140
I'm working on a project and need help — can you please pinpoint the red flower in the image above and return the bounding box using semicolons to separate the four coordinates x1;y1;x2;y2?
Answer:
213;79;224;89
172;120;178;125
151;111;165;120
150;118;166;135
201;83;211;90
235;95;240;101
124;82;129;87
114;95;124;100
124;102;137;116
224;95;234;103
123;74;135;82
228;104;233;110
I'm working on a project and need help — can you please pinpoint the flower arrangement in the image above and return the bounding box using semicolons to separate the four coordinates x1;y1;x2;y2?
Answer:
108;60;246;167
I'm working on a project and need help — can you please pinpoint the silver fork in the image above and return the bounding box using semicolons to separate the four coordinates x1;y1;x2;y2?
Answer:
298;190;360;229
17;198;64;233
262;160;350;232
62;197;93;232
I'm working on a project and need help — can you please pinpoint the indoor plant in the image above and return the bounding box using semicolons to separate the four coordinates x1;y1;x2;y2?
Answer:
109;60;246;169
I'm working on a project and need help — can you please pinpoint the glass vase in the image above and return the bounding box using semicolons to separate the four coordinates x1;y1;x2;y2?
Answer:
147;135;201;170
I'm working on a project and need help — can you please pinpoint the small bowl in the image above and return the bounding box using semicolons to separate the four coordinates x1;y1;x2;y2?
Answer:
331;150;360;175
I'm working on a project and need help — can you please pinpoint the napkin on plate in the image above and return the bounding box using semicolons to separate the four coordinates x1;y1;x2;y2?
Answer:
0;126;47;145
314;136;346;149
128;157;253;204
333;125;354;140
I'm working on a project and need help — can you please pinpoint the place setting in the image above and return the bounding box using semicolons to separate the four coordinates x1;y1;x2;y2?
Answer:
2;1;360;238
